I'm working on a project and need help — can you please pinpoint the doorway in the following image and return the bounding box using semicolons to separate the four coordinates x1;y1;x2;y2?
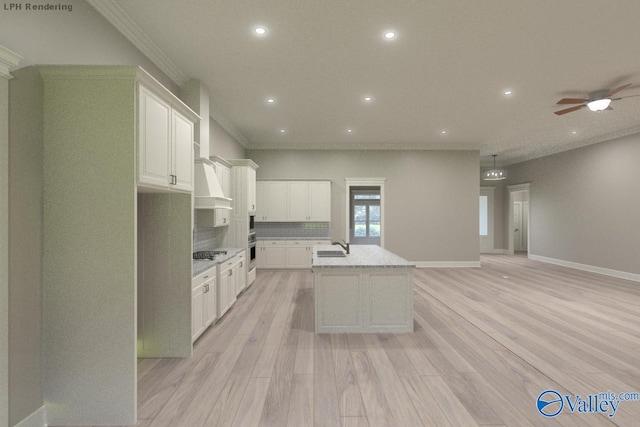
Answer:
480;187;495;253
345;178;386;247
507;183;530;254
350;187;381;245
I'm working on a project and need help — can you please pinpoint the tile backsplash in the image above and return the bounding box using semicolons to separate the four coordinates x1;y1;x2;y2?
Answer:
256;222;330;239
193;226;224;252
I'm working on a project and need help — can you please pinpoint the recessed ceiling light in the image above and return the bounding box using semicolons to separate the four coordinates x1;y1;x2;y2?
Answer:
383;31;397;40
441;129;448;135
266;98;276;104
363;96;373;102
254;26;267;36
503;90;513;96
571;130;577;135
279;129;286;133
347;129;353;133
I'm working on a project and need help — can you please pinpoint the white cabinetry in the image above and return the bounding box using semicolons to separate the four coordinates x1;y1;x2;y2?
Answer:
234;251;247;295
192;268;217;342
257;240;287;268
138;85;195;192
257;180;331;222
287;181;331;221
255;181;288;221
31;66;197;424
258;240;330;269
248;167;257;213
218;253;245;317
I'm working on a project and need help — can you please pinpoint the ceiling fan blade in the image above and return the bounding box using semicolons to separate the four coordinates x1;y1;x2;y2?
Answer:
557;98;589;104
608;83;632;97
554;105;585;115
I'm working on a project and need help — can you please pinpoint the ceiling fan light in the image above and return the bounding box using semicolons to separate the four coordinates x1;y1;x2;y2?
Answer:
587;98;611;112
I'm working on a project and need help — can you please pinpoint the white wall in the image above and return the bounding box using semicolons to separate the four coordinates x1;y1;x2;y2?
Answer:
247;149;480;264
0;0;177;92
507;134;640;275
210;117;246;160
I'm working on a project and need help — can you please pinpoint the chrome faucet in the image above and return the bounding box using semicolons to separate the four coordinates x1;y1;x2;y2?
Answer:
331;240;350;254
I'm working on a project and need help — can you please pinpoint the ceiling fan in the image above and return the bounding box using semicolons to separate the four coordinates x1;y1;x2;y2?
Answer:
554;83;636;115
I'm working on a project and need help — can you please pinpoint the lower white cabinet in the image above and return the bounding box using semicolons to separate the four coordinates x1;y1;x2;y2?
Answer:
218;250;246;317
192;268;217;342
258;240;331;269
235;252;247;295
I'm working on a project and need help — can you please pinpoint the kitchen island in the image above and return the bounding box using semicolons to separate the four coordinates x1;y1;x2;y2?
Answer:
312;245;415;333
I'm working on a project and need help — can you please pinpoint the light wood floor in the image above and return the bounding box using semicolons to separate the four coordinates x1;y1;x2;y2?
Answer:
132;255;640;427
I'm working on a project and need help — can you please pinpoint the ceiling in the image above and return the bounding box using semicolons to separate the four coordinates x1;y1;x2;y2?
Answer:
91;1;640;166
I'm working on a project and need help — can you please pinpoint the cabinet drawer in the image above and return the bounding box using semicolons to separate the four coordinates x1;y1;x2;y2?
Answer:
193;267;216;288
259;240;286;247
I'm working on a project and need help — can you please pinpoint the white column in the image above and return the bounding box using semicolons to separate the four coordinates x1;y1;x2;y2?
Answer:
0;43;22;427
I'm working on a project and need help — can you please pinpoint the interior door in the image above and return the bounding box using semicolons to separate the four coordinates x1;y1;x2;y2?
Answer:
513;201;523;251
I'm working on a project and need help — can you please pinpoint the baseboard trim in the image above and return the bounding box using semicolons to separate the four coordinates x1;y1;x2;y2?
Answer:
528;254;640;283
14;405;46;427
481;249;508;254
415;261;481;268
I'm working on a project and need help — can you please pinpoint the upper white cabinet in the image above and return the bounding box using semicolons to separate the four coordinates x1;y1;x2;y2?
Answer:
248;167;257;213
256;181;288;221
288;181;331;221
257;180;331;222
138;83;196;193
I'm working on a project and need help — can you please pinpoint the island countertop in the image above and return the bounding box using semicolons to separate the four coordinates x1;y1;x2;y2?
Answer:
312;244;415;268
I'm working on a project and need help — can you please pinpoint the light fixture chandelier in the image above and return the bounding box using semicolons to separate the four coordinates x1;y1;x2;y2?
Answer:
482;154;507;181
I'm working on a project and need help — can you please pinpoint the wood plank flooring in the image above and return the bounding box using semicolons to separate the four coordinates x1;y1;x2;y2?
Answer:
129;255;640;427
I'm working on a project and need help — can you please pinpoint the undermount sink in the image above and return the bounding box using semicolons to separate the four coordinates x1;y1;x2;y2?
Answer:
317;250;346;257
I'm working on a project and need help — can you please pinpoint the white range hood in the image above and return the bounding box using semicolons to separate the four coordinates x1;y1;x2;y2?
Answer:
193;158;232;210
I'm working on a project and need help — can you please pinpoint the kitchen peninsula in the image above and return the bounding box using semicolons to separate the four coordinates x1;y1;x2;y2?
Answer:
312;245;415;333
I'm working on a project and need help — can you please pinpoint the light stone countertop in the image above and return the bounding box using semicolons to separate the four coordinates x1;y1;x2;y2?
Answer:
258;236;331;241
312;244;415;268
192;247;245;277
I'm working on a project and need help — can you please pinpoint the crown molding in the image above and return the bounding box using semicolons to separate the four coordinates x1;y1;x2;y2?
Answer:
245;141;482;151
209;103;250;148
0;44;23;79
85;0;189;86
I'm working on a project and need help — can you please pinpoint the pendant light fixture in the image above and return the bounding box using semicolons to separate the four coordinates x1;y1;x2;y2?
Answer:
482;154;507;181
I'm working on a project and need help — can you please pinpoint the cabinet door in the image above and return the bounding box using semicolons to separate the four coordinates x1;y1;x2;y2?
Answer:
192;283;205;341
204;278;217;327
255;181;267;221
257;181;288;221
217;269;229;316
227;266;238;307
287;182;309;221
264;245;286;268
286;244;309;268
256;245;266;268
138;86;171;188
309;181;331;221
171;110;194;191
248;167;257;213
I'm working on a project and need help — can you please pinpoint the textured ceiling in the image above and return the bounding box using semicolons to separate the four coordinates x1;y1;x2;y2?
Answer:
99;1;640;166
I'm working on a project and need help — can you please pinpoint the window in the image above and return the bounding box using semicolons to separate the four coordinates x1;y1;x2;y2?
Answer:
350;188;381;244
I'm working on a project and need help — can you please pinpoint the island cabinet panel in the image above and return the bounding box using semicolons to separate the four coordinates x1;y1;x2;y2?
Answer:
315;272;362;330
368;272;413;328
312;245;414;334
